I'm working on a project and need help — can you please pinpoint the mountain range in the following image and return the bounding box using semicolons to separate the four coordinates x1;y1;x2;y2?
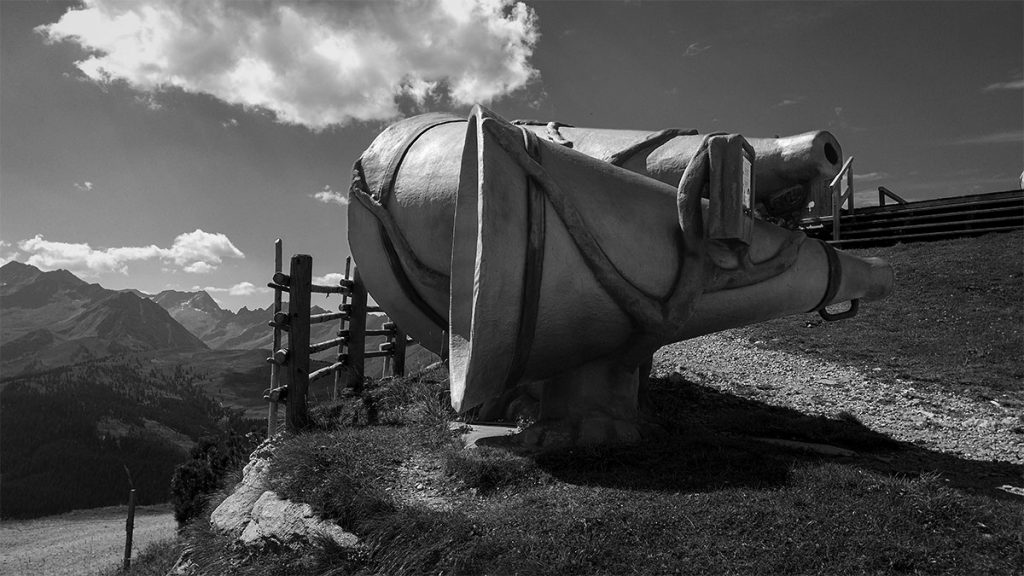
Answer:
1;261;431;380
147;288;343;351
1;261;206;376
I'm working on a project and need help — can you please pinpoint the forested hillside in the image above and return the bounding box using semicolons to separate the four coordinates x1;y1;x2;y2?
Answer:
0;354;257;519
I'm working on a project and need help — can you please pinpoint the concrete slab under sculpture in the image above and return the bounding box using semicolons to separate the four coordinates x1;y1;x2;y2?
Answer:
349;107;894;447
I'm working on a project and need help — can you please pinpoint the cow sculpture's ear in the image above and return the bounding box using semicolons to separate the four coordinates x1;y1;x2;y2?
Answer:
449;108;530;413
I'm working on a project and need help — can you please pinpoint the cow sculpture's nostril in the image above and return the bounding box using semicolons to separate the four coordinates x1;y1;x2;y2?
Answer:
823;142;839;165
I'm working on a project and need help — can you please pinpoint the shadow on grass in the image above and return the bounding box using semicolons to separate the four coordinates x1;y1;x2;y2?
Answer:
530;375;1023;500
175;369;1024;576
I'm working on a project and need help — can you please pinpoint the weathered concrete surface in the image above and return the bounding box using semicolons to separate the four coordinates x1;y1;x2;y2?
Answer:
349;111;845;359
352;107;893;447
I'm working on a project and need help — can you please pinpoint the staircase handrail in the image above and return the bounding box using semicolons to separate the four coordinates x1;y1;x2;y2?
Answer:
877;186;908;207
829;156;854;241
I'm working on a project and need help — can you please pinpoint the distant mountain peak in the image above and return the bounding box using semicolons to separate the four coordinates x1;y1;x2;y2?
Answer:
189;290;222;311
0;260;34;272
46;268;88;286
0;260;41;289
1;266;206;376
152;289;224;315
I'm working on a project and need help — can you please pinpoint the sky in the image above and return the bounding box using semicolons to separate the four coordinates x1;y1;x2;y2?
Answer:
1;0;1021;311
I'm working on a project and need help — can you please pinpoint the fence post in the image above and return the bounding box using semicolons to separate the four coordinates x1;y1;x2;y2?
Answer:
333;256;352;401
393;325;407;377
286;254;312;432
123;488;136;571
268;239;283;437
344;268;367;394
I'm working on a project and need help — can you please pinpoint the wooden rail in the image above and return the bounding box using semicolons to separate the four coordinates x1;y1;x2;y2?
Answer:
264;241;418;433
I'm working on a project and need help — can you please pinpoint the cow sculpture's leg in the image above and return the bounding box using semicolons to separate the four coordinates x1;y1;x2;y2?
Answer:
518;355;643;447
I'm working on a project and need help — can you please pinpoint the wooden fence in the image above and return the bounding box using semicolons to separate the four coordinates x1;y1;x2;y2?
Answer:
263;239;415;434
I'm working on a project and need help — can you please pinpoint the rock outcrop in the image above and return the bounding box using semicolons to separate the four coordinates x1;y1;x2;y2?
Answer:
210;450;358;550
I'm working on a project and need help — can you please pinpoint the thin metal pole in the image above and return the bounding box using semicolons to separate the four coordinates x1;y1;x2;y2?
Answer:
847;160;855;215
831;180;841;242
269;239;282;437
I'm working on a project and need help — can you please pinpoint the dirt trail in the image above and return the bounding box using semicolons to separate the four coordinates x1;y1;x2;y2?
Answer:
0;505;176;576
654;333;1024;493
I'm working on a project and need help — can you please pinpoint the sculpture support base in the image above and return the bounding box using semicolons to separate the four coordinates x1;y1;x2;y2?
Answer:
518;356;643;447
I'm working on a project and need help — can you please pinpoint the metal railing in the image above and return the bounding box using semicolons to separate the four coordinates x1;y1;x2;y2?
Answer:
877;186;908;207
828;156;855;241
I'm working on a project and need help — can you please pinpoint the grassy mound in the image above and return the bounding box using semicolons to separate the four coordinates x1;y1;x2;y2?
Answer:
734;230;1023;399
173;364;1023;575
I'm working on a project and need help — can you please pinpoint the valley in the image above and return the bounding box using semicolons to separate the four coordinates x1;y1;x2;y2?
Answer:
0;261;437;518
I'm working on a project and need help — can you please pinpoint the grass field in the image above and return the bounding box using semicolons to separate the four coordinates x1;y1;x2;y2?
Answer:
735;230;1023;398
0;504;177;576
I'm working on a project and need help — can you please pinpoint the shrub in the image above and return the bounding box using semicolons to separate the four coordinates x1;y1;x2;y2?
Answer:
170;430;259;527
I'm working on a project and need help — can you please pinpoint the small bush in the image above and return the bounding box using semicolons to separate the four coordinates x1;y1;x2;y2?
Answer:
170;429;260;526
169;454;220;526
97;538;185;576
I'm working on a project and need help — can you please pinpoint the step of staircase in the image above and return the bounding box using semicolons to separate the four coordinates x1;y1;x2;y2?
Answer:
800;189;1024;248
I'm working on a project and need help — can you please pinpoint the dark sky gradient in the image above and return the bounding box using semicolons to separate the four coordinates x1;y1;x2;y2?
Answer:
2;1;1021;310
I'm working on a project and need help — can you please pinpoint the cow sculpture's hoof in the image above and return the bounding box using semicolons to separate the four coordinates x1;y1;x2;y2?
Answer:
518;417;644;448
509;356;649;448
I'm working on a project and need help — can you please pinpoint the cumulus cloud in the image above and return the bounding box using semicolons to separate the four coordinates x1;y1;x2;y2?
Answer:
943;130;1024;146
183;261;216;274
312;185;348;206
74;181;93;191
854;172;889;183
313;272;345;287
0;241;19;266
38;0;540;130
983;79;1024;92
167;229;244;269
683;42;711;57
16;229;244;275
197;281;269;296
773;97;804;108
134;93;163;110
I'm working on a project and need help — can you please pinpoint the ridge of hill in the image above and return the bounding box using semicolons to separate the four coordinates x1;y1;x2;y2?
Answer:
1;262;207;377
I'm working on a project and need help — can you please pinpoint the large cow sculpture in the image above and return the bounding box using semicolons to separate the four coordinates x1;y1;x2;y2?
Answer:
348;106;893;446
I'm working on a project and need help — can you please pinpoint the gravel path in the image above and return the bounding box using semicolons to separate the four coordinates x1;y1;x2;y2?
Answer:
653;333;1024;492
0;505;176;576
